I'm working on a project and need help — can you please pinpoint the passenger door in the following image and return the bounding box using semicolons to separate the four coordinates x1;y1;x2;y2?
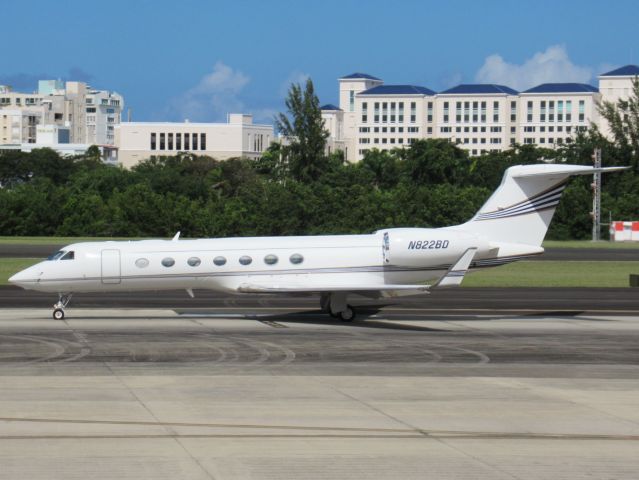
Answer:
101;249;121;284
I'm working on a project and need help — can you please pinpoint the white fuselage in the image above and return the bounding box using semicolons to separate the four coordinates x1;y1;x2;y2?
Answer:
10;227;501;295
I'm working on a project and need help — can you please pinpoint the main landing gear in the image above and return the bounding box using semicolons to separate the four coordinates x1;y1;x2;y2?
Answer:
52;293;72;320
320;293;357;322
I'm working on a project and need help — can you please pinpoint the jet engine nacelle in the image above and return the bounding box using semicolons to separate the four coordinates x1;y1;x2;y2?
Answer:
380;228;486;267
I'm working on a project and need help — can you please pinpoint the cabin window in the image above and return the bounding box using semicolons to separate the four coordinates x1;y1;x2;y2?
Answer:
135;258;149;268
213;256;226;266
60;251;75;260
187;257;201;267
290;253;304;264
161;257;175;267
264;254;278;265
239;255;252;265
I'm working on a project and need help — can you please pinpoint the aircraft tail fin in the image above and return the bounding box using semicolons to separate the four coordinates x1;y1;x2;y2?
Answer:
455;164;626;246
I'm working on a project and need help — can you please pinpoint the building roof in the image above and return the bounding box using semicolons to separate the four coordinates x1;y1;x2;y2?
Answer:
523;83;598;94
320;104;341;111
440;84;518;95
358;85;435;96
339;72;381;81
600;65;639;77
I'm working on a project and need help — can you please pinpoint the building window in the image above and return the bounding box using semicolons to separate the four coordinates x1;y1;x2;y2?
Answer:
290;253;304;264
176;133;182;150
239;255;252;265
192;132;198;150
200;133;206;150
187;257;201;267
159;133;165;150
161;257;175;267
427;102;433;122
527;101;533;122
349;91;354;112
168;133;173;150
264;254;278;265
213;256;226;266
150;133;156;150
184;133;190;150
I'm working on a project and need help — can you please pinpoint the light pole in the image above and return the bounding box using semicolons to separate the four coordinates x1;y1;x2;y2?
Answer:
591;148;602;241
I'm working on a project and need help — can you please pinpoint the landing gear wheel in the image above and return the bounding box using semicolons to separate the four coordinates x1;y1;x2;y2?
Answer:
338;305;356;322
53;308;65;320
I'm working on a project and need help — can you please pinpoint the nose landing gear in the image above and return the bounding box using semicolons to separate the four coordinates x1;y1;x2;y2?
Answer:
52;293;72;320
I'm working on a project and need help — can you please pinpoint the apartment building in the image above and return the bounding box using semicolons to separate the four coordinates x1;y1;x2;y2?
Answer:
115;114;274;168
0;80;123;146
323;65;638;161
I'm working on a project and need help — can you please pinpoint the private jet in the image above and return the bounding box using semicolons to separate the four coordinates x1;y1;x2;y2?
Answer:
9;164;624;320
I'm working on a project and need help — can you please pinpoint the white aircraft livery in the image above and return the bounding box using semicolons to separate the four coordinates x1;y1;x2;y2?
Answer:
10;164;625;320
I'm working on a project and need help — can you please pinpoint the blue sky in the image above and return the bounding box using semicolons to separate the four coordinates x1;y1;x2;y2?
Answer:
3;0;638;124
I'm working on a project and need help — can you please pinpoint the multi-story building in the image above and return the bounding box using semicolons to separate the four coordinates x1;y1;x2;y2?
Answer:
85;89;123;145
517;83;599;147
0;80;123;146
597;65;639;137
323;65;638;161
435;84;518;156
115;114;274;168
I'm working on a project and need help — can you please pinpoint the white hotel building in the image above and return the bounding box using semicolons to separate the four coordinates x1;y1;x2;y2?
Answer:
322;65;639;162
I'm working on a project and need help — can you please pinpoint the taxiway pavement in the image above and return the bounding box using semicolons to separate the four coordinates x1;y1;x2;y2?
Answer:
0;307;638;479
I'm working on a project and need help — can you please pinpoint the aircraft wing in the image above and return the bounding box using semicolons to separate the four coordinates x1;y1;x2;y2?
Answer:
237;248;477;296
237;283;430;294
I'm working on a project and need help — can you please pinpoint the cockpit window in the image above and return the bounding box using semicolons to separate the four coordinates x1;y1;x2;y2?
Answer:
60;251;75;260
47;250;66;261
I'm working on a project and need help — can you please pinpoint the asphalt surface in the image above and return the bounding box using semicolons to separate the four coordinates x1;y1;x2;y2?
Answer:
2;243;639;260
2;285;639;315
2;305;639;478
0;309;638;374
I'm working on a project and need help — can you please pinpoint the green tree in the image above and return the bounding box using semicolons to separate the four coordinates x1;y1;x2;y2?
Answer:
275;78;329;182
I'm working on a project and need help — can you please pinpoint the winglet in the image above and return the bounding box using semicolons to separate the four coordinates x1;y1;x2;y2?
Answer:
432;247;477;288
172;231;181;241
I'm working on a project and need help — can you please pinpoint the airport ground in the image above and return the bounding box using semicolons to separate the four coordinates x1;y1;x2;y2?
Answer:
1;291;639;479
2;240;639;479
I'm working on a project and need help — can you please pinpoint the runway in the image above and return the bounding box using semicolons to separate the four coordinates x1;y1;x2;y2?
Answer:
2;285;639;314
1;305;639;479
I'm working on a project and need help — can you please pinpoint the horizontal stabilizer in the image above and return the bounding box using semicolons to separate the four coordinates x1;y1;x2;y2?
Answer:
432;247;477;288
513;165;628;178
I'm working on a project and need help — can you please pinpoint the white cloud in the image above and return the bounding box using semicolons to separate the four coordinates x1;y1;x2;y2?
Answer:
171;62;250;122
475;45;593;90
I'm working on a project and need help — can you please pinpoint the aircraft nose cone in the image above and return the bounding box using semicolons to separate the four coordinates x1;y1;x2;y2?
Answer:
8;272;21;284
8;268;38;288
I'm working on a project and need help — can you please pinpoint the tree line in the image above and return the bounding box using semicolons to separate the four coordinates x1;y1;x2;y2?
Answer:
1;78;638;240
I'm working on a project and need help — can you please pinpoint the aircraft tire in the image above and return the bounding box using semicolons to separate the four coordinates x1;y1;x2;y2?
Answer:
53;308;65;320
339;305;355;322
